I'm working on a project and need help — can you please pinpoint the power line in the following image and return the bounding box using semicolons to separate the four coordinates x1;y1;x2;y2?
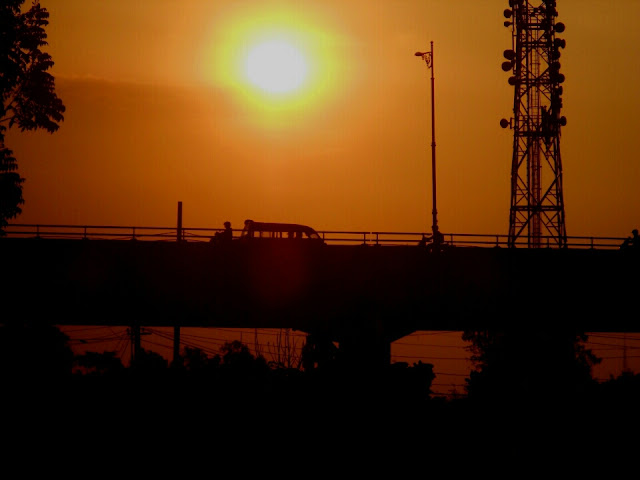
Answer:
62;325;640;386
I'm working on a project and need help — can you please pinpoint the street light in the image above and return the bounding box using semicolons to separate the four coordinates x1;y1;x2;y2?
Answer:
415;41;440;243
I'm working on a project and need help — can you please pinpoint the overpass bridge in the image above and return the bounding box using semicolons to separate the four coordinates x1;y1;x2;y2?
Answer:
2;224;638;367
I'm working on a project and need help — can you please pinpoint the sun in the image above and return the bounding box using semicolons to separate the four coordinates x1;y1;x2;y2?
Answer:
203;4;346;124
245;40;308;94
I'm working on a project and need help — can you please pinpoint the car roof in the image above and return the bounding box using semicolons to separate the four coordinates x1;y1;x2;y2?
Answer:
244;221;318;233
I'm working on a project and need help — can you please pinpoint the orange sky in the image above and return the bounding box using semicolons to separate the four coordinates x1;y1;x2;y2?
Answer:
6;1;640;393
5;0;640;238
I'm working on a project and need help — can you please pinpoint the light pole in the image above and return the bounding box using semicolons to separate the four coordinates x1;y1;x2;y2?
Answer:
415;41;439;240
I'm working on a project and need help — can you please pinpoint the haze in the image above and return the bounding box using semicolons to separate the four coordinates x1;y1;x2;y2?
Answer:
6;0;640;238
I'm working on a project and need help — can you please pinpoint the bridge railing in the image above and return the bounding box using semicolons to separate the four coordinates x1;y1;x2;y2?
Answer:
1;224;183;241
359;231;625;249
1;223;627;250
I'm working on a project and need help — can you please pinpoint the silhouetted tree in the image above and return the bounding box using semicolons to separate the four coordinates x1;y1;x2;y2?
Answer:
462;329;601;402
0;1;65;232
0;321;74;382
73;351;125;376
125;348;171;403
130;348;169;374
383;360;436;405
597;371;640;407
0;148;21;231
215;340;271;400
220;339;268;373
300;332;339;372
182;345;219;371
179;345;221;385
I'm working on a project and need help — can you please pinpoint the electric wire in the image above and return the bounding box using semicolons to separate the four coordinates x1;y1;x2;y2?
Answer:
63;325;640;398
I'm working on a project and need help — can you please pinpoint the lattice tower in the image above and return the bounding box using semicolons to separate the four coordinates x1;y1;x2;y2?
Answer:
500;0;567;248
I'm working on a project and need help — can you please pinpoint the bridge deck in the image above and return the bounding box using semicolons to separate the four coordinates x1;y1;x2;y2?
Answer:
2;238;638;341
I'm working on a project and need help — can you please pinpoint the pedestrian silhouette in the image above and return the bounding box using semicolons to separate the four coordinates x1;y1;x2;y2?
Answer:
210;221;233;244
418;225;445;252
222;221;233;242
632;229;640;248
621;237;632;250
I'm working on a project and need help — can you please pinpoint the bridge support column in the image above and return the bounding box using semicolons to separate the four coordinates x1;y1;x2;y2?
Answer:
337;315;392;369
131;324;141;365
338;336;391;371
173;326;182;367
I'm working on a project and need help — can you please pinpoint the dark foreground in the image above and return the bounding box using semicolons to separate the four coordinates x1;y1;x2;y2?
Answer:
3;369;639;476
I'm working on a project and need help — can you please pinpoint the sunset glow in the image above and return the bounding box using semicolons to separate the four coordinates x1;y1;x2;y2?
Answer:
204;5;343;121
8;0;640;239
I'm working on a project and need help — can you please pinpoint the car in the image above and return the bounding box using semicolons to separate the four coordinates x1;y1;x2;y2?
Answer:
240;219;325;243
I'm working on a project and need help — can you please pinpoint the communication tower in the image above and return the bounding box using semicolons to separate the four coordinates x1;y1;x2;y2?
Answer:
500;0;567;248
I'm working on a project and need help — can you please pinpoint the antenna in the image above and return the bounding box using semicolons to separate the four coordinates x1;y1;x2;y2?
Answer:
500;1;567;248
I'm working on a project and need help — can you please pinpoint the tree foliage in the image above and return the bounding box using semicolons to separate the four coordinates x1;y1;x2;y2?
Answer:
0;321;74;381
0;146;22;224
462;329;602;401
73;351;125;376
130;348;169;373
220;339;268;373
0;1;65;232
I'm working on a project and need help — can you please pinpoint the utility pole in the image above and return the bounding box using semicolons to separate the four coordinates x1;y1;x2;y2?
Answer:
128;327;150;365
